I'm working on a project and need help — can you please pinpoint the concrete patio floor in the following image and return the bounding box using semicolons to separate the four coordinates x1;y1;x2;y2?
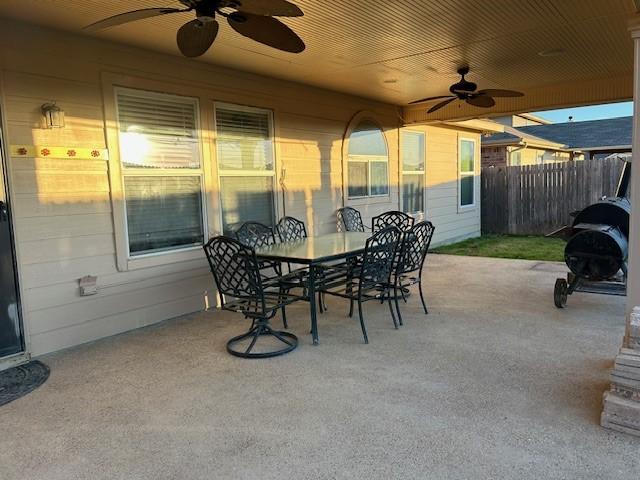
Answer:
1;254;639;479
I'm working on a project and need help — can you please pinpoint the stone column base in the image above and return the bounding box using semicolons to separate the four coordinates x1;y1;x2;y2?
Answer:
601;348;640;436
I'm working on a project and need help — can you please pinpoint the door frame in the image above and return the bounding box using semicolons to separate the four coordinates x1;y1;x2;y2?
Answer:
0;76;29;369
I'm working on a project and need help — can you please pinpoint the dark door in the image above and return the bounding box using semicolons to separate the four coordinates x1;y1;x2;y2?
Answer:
0;128;23;358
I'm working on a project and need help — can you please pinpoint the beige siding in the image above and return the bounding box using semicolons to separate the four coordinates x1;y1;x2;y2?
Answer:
402;125;482;246
0;20;406;355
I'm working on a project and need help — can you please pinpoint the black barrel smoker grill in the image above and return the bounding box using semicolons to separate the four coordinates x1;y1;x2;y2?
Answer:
551;159;631;308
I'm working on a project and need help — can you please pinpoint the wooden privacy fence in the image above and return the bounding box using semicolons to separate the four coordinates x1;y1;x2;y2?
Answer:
481;158;626;235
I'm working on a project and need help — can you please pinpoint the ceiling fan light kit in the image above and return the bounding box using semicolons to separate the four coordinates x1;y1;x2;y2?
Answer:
410;66;524;114
84;0;305;57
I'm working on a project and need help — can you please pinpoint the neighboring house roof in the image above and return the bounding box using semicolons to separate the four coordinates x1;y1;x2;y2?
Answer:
482;116;632;151
483;125;567;150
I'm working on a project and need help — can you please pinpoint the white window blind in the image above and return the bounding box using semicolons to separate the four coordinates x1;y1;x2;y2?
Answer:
116;88;204;256
347;120;389;198
117;92;200;169
216;105;276;234
401;131;425;214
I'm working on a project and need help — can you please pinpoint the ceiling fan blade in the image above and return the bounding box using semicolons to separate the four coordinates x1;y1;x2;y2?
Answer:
409;95;455;105
230;0;304;17
466;95;496;108
177;19;219;57
84;7;187;32
428;97;457;114
227;13;305;53
476;89;524;98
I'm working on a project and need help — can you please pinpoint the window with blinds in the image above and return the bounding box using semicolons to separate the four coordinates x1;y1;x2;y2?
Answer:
401;131;425;214
116;88;204;256
347;120;389;198
215;104;276;234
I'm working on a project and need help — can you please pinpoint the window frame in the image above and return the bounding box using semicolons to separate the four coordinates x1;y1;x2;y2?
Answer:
109;85;209;270
344;117;390;201
458;137;477;210
213;101;278;235
400;129;426;215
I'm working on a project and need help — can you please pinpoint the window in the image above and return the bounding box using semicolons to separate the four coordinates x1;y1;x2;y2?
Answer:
215;104;276;234
116;88;205;257
347;120;389;198
401;131;425;214
459;139;476;208
510;149;522;166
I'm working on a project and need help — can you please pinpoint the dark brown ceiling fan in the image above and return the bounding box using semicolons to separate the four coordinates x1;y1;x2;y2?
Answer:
84;0;305;57
410;67;524;113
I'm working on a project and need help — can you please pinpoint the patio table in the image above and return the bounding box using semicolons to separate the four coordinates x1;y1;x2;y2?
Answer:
254;231;370;345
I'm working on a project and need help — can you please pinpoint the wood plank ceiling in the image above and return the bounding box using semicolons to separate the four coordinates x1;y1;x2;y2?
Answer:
0;0;637;121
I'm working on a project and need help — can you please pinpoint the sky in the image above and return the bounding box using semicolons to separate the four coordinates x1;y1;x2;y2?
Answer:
532;101;633;123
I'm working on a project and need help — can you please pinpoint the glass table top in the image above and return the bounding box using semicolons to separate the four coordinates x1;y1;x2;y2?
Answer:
255;232;370;264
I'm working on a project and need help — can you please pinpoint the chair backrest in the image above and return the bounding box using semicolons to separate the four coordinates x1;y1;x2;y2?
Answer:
337;206;365;232
360;226;401;287
276;216;307;242
203;236;265;312
372;210;415;232
396;221;436;275
234;221;277;249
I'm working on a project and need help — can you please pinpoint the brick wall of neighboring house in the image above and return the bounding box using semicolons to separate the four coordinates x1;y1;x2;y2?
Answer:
481;146;508;167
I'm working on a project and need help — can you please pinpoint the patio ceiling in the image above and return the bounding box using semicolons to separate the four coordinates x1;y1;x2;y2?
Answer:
0;0;637;121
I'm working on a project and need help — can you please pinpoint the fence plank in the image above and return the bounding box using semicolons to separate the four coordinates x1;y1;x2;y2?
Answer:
481;158;626;235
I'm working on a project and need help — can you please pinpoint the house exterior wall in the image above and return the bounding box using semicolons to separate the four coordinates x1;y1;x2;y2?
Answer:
481;146;508;167
403;125;482;246
0;20;479;356
481;145;574;167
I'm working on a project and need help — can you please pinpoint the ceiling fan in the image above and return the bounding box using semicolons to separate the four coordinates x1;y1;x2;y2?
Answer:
84;0;305;58
409;67;524;113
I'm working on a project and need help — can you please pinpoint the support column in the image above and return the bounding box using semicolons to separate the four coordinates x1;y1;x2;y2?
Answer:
601;17;640;436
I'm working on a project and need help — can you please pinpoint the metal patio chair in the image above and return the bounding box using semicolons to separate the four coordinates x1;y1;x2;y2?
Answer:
203;236;300;359
388;221;435;325
371;210;415;232
234;221;282;277
275;215;329;314
275;216;307;242
337;206;368;232
318;226;401;343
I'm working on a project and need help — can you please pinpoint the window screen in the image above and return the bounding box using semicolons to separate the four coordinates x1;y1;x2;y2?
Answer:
401;131;425;214
347;120;389;198
116;88;204;256
460;139;475;207
216;105;276;235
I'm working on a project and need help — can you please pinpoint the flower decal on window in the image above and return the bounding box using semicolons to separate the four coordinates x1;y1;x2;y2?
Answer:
17;147;27;155
40;148;50;157
67;149;77;157
91;150;100;158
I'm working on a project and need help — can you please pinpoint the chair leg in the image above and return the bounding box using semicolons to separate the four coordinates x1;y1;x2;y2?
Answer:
279;287;289;328
418;280;429;314
400;287;408;303
393;285;403;326
318;292;324;314
387;290;399;329
226;319;298;359
357;298;369;344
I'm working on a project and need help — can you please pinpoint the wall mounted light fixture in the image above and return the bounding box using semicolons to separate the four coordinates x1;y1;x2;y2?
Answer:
41;103;65;128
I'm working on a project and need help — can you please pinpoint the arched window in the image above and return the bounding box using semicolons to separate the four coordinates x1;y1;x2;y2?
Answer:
346;119;389;198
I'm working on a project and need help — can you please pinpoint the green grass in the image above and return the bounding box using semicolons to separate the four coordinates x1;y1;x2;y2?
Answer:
433;234;565;262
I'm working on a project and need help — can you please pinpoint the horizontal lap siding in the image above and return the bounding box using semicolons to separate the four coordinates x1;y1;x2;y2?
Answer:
423;125;481;246
0;20;400;355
